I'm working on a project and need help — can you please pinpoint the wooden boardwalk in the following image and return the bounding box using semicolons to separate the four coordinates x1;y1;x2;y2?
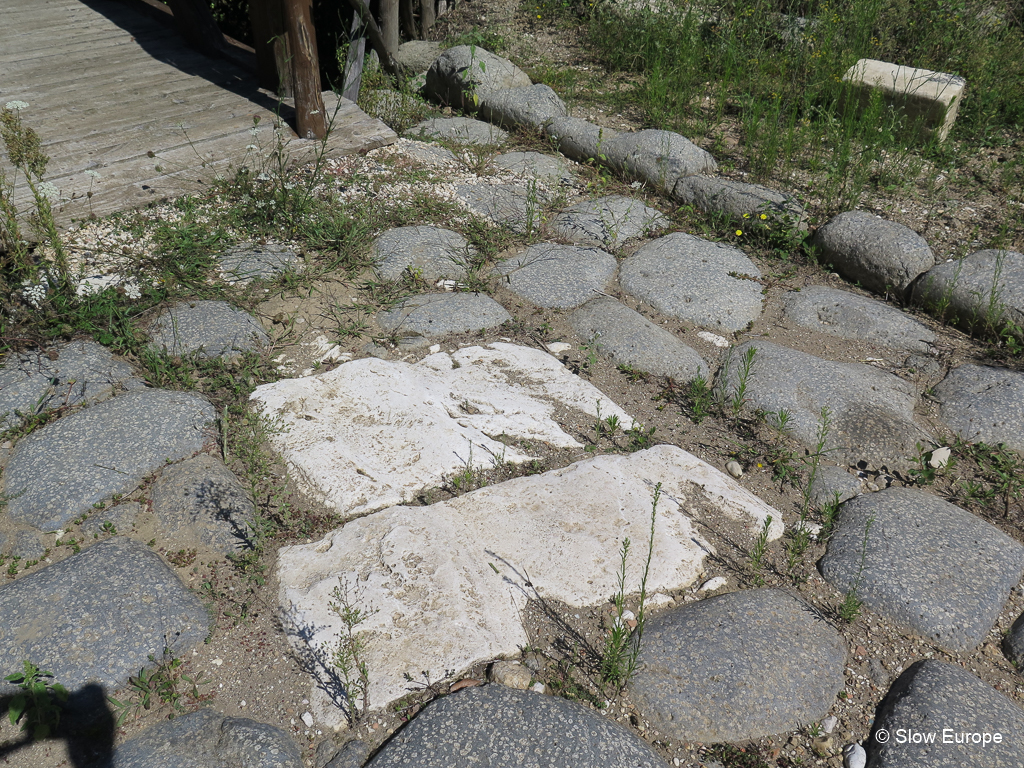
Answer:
1;0;396;225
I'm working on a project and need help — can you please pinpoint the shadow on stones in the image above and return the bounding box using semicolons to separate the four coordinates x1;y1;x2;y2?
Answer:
279;613;359;726
0;683;116;768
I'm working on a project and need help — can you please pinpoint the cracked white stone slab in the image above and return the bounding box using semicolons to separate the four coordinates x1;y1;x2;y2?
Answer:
277;445;782;730
250;343;636;519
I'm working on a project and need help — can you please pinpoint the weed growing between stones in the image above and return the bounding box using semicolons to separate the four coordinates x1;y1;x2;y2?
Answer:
838;515;876;624
951;439;1024;519
3;661;68;741
329;578;377;724
715;345;757;421
108;649;211;727
748;515;774;587
785;407;834;577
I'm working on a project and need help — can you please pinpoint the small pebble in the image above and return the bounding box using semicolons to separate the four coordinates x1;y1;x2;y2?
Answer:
928;446;951;468
726;460;743;478
546;342;572;354
843;743;866;768
301;712;314;727
699;576;728;592
822;715;838;733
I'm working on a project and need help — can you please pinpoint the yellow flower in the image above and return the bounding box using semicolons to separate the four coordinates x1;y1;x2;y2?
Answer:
743;213;750;219
760;213;768;220
735;229;743;236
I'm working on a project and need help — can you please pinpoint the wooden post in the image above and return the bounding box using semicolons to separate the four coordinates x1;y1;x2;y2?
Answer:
379;0;400;59
165;0;225;58
283;0;327;139
421;0;436;33
343;0;404;82
400;0;418;40
341;10;366;103
249;0;292;97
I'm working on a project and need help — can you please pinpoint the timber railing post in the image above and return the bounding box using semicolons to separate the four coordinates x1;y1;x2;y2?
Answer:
249;0;293;97
282;0;327;139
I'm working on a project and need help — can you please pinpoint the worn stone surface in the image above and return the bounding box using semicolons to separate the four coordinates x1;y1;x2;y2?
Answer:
912;249;1024;336
820;488;1024;651
725;340;929;469
148;300;268;359
325;740;370;768
934;364;1024;452
478;84;567;130
808;465;865;507
407;117;508;145
377;293;512;345
397;40;442;74
783;285;936;351
867;661;1024;766
109;707;302;768
366;685;670;768
811;210;934;295
424;46;532;109
251;343;635;519
455;183;543;233
149;454;256;554
78;502;144;538
543;116;620;163
551;195;668;250
0;537;210;695
630;589;846;743
494;243;618;308
673;176;806;228
570;297;708;381
492;151;572;185
372;225;473;282
0;340;141;430
279;445;781;729
620;233;764;332
602;129;717;193
3;389;216;531
218;242;302;285
1005;611;1024;669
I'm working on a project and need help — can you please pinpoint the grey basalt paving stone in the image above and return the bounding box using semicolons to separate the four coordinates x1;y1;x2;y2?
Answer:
602;129;718;194
377;293;512;345
149;454;256;554
0;340;141;430
10;530;46;560
3;388;216;531
630;589;846;743
811;210;934;295
866;660;1024;767
78;502;144;538
367;684;669;768
455;183;544;233
725;340;929;468
551;195;669;250
373;225;473;282
673;176;807;229
218;242;302;285
109;707;302;768
820;487;1024;652
783;285;936;352
424;46;532;109
808;465;865;507
620;232;764;332
0;537;210;696
934;364;1024;452
544;116;620;163
407;117;508;146
478;84;567;130
913;249;1024;336
148;300;268;360
492;151;571;184
1006;611;1024;669
494;243;618;309
570;297;708;381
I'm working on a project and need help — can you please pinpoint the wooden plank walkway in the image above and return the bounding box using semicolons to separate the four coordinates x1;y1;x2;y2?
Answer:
1;0;397;226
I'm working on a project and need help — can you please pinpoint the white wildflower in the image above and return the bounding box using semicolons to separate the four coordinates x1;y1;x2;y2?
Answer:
249;126;260;137
84;169;102;179
4;100;28;110
124;282;142;300
37;181;60;201
245;144;258;151
256;172;271;182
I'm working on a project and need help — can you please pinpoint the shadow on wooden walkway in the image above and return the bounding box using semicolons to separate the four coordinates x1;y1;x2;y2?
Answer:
1;0;396;226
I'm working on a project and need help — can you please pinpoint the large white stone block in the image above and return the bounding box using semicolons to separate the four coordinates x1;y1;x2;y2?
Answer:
842;59;965;143
250;343;636;519
277;445;782;730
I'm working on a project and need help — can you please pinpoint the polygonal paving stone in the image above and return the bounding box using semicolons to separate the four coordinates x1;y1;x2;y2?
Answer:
602;129;717;194
913;249;1024;337
0;340;141;430
406;116;508;145
110;707;302;768
377;293;512;345
673;176;807;229
934;364;1024;453
424;46;532;110
630;589;846;743
544;116;620;163
783;285;936;352
3;388;216;531
820;487;1024;652
1005;611;1024;670
367;685;670;768
218;242;302;285
620;233;763;332
455;183;543;233
494;243;617;308
478;84;567;131
148;300;268;359
278;445;781;728
492;151;571;184
570;297;708;381
812;210;934;295
372;225;473;282
0;537;210;695
551;195;668;250
867;660;1024;767
724;340;930;468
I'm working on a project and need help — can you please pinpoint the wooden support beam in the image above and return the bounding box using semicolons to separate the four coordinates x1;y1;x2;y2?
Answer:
283;0;327;139
379;0;400;59
343;0;404;82
400;0;418;40
421;0;436;33
249;0;292;97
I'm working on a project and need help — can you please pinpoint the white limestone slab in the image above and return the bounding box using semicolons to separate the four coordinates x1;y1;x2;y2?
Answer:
250;343;636;519
277;445;782;730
